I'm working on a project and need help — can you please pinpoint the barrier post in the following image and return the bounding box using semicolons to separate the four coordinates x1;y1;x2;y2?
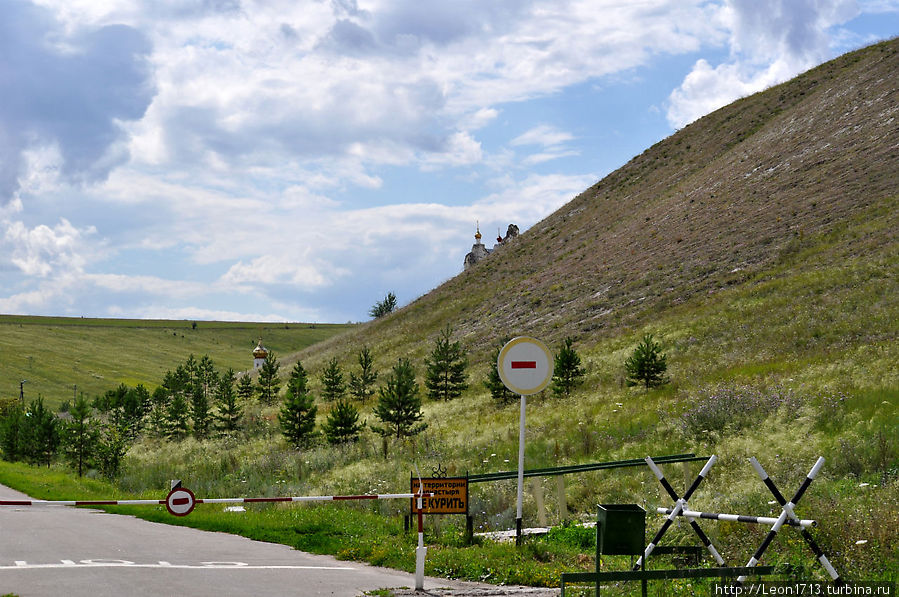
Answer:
415;489;426;590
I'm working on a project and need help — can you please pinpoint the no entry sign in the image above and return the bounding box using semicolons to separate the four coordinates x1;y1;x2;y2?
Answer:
497;337;553;395
165;487;196;517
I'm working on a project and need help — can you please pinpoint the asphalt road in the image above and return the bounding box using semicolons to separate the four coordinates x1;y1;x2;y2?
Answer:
0;482;473;597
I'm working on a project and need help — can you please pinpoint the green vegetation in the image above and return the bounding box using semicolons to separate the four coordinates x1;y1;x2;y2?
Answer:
424;326;468;401
1;39;897;592
551;337;586;398
279;362;317;448
624;334;669;389
370;292;398;319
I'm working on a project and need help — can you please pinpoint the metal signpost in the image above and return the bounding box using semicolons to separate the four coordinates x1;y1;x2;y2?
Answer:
496;336;553;545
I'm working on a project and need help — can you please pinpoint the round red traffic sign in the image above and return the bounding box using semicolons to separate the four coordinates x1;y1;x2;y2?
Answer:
165;487;196;517
497;336;553;395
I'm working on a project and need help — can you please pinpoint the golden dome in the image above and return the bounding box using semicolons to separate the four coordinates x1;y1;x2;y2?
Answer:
253;340;268;358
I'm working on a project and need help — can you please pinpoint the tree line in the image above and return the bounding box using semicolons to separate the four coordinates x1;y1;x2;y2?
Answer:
0;328;667;476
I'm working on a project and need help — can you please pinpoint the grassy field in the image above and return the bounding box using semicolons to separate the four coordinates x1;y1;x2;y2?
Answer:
0;316;354;408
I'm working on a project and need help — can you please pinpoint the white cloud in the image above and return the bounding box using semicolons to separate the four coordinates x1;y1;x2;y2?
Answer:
667;0;861;127
511;125;575;148
4;219;96;277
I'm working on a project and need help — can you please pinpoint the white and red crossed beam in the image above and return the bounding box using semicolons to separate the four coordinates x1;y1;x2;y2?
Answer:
0;492;433;508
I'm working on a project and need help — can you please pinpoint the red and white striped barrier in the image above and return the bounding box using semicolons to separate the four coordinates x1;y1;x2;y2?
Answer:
0;492;433;508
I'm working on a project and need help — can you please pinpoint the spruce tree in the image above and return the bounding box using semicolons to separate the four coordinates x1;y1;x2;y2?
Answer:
484;344;516;405
551;337;586;397
372;358;427;440
236;373;254;403
215;368;243;433
320;357;346;402
279;362;317;448
348;347;378;403
424;325;468;401
624;333;669;389
322;400;364;444
257;352;281;405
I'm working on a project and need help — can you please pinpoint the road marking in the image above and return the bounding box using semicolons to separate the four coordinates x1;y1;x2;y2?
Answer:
0;561;356;571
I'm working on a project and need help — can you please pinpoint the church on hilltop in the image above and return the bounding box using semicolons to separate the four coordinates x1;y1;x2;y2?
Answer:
463;223;519;270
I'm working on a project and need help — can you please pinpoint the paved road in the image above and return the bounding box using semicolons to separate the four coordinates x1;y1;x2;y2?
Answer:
0;483;475;597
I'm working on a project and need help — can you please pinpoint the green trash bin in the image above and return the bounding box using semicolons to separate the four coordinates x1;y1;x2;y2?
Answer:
597;504;645;556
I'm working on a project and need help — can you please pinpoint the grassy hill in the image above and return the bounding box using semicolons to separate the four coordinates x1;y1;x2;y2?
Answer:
1;39;896;587
294;38;897;371
0;316;354;407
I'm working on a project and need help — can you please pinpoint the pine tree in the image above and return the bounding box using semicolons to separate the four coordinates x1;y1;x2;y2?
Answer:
164;366;191;440
25;398;59;467
279;362;317;448
147;383;170;439
369;291;398;318
551;337;586;398
348;347;378;403
624;333;669;389
372;359;427;440
320;357;346;402
257;352;281;405
61;396;98;477
424;325;468;401
484;344;516;405
190;355;216;438
215;368;243;433
322;400;364;444
236;373;254;402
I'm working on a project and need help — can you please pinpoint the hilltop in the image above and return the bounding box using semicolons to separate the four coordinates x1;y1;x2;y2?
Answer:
292;38;897;372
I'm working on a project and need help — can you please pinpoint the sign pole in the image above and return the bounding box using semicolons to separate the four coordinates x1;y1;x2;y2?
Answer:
496;336;553;547
516;392;526;545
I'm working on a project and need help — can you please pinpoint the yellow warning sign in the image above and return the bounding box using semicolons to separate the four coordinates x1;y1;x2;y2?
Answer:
410;477;468;515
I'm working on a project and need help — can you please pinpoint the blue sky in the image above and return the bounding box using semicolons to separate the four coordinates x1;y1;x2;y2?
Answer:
1;0;897;323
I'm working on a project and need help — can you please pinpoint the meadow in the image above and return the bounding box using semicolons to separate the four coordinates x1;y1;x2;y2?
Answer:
0;316;353;407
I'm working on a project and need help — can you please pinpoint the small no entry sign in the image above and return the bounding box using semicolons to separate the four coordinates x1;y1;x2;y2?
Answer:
165;487;196;517
497;337;553;395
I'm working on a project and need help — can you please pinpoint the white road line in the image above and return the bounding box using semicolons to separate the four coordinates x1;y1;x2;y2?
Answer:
0;562;356;571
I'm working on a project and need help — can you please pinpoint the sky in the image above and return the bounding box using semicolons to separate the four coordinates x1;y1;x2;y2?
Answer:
1;0;897;323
